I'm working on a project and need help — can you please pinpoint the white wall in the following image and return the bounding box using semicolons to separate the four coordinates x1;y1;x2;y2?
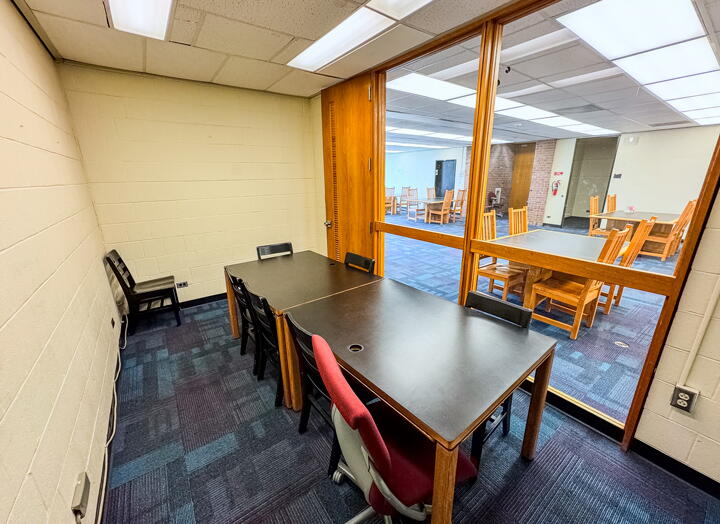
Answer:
385;147;467;197
637;197;720;482
607;126;720;214
543;138;576;225
60;64;327;301
0;3;118;522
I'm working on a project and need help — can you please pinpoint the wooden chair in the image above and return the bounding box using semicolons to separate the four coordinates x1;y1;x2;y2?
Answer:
588;195;611;237
476;210;525;300
105;249;181;334
228;274;256;361
257;242;293;260
427;189;454;224
406;188;426;222
397;186;412;213
600;217;655;314
508;206;528;235
385;186;396;215
606;193;617;212
451;188;466;222
465;291;531;469
344;251;375;273
529;226;632;339
641;199;697;261
426;187;436;199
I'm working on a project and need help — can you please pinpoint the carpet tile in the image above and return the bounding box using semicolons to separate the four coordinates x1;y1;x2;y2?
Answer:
105;301;719;523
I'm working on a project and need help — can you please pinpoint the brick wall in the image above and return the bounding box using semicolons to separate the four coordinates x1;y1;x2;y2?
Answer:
527;139;556;225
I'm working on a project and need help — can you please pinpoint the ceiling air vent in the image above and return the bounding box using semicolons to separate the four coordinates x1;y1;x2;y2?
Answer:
647;121;690;127
555;104;603;114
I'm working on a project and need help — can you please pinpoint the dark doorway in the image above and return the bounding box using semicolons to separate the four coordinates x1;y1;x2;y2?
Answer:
434;159;456;197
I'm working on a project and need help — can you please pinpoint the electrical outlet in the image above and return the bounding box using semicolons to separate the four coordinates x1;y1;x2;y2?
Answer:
176;281;188;288
670;385;699;413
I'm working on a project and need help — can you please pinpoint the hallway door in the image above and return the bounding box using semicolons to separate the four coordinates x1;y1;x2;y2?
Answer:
509;143;535;209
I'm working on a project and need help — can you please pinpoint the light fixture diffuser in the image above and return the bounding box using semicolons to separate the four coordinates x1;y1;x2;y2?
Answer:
645;71;720;100
447;94;476;108
533;116;582;127
494;97;524;111
557;0;704;60
386;73;476;100
548;67;622;88
288;8;394;71
694;116;720;125
684;107;720;120
386;141;447;149
366;0;434;20
497;105;557;120
108;0;173;39
667;93;720;112
389;128;433;135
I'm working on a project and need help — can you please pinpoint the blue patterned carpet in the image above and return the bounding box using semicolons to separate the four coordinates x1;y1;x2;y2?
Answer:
106;302;719;523
383;214;679;422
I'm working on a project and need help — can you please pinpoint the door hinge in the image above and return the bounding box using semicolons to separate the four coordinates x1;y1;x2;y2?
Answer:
368;85;372;101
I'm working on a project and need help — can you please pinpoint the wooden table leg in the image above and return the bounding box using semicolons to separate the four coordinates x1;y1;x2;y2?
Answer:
431;444;458;524
275;313;302;411
225;270;240;339
521;351;554;460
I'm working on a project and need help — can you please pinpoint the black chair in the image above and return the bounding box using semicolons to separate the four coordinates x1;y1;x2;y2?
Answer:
243;283;284;407
343;251;375;274
256;242;293;260
227;273;256;362
465;290;532;468
105;250;181;334
285;312;377;475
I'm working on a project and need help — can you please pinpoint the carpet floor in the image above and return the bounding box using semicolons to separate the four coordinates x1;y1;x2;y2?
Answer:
105;302;719;523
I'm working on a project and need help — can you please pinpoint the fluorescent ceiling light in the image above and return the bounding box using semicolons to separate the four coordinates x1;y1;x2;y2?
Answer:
562;124;618;135
426;133;469;140
667;93;720;112
492;139;511;144
386;73;475;100
684;107;720;120
614;38;718;85
694;116;720;125
447;94;476;108
548;67;622;88
645;71;720;100
431;59;479;81
497;105;556;120
366;0;434;20
557;0;704;60
386;141;447;149
108;0;173;39
386;126;397;131
390;128;433;135
494;96;523;111
534;116;582;127
498;84;551;98
288;8;394;71
386;150;404;153
501;29;577;62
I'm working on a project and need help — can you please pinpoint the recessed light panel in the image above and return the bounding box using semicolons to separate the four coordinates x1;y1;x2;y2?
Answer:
108;0;173;39
390;128;433;135
534;116;582;127
645;71;720;100
386;141;447;149
614;38;718;85
494;97;524;111
667;93;720;112
684;107;720;120
288;8;394;71
561;124;618;135
694;116;720;125
557;0;704;60
548;67;622;88
447;94;476;108
497;105;557;120
366;0;434;20
387;73;476;100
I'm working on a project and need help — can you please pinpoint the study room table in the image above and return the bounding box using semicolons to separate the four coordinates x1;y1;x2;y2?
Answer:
482;229;627;307
224;251;381;408
589;210;680;256
286;278;557;523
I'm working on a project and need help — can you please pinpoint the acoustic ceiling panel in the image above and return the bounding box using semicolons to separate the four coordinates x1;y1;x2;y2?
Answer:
194;14;292;60
146;40;226;82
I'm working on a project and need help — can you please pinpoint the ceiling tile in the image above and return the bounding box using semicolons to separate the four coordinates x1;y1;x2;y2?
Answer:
496;67;532;89
320;25;432;79
562;75;638;96
502;12;545;35
195;14;292;60
582;86;656;105
540;0;601;18
414;49;478;76
270;38;313;65
509;44;604;77
213;56;290;90
35;13;144;72
448;71;479;89
403;0;509;35
146;40;226;82
169;5;202;45
501;19;563;49
182;0;360;40
27;0;107;26
267;70;340;97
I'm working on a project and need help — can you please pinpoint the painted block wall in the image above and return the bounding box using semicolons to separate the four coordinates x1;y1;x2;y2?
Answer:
59;64;327;302
0;3;119;522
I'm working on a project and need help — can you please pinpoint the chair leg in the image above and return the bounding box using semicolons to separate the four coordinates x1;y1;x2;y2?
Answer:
586;299;599;328
298;394;312;433
328;432;342;476
570;305;584;340
470;422;486;471
240;315;249;355
502;394;513;436
603;285;615;315
274;366;284;407
487;279;494;294
614;285;625;306
172;289;181;326
257;351;267;380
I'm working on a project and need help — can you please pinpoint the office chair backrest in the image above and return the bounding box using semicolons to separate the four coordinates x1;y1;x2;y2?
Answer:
465;291;531;328
244;284;278;349
256;242;293;260
105;249;136;294
286;314;331;404
344;252;375;274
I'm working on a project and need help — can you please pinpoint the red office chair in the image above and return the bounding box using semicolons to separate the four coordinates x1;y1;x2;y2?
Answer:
312;335;477;522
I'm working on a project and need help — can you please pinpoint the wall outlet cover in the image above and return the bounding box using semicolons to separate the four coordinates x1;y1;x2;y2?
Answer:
670;385;699;413
176;281;188;288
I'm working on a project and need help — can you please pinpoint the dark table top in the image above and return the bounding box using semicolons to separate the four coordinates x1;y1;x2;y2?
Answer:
487;229;618;262
590;210;679;223
225;251;381;311
286;278;556;447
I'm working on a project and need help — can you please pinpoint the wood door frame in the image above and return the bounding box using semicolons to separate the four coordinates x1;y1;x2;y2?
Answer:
329;0;720;453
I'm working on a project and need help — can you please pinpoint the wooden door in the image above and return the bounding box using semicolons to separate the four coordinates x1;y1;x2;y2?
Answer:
508;143;536;209
321;74;375;262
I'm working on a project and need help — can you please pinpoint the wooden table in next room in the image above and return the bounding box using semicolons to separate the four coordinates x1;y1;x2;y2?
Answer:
287;278;557;524
224;251;381;409
589;210;679;256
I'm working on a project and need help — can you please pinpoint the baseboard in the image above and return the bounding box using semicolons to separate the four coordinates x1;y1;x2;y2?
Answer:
180;293;226;309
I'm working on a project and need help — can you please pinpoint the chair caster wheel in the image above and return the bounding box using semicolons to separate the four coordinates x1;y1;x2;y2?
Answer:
332;470;344;484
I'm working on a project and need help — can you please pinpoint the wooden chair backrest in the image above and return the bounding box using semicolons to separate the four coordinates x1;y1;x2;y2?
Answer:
427;187;436;199
481;210;497;241
606;194;617;212
385;186;395;198
508;206;528;235
441;189;454;212
456;188;466;203
620;218;655;267
408;187;418;200
400;186;411;199
589;195;600;231
582;225;632;294
673;199;697;235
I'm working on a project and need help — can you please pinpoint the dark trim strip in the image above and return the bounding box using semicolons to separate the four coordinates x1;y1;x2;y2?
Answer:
180;293;226;309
